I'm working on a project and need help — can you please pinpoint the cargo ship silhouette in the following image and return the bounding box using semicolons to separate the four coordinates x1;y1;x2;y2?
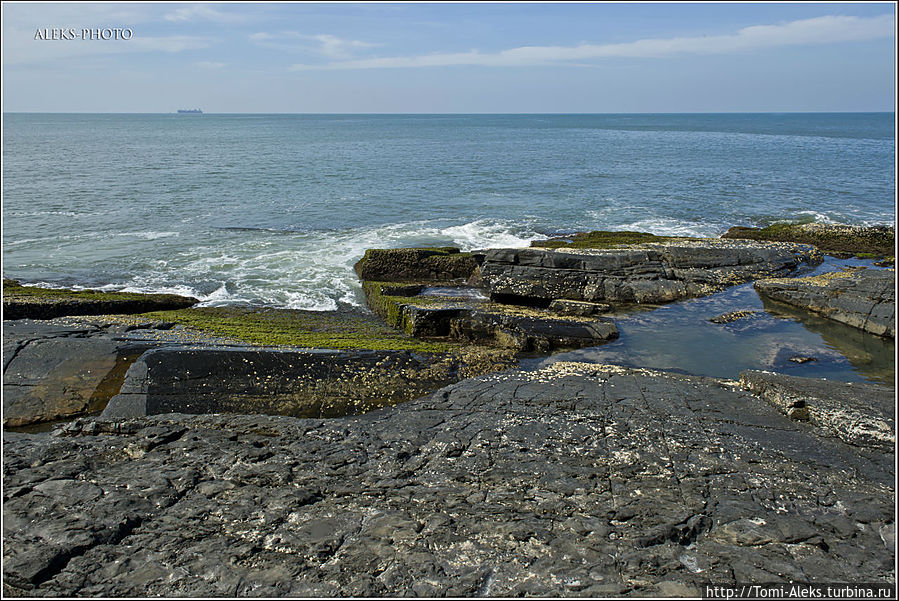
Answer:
177;108;203;114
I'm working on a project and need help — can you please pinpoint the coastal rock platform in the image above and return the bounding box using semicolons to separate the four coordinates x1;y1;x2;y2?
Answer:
479;239;820;306
3;364;893;597
754;268;895;338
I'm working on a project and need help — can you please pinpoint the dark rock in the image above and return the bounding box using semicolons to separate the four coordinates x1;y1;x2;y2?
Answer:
722;223;894;256
3;364;892;596
480;239;820;306
788;355;817;364
103;346;516;419
2;320;153;428
740;370;894;450
450;309;618;352
549;299;612;316
2;281;198;321
754;268;895;338
353;247;477;282
362;283;618;351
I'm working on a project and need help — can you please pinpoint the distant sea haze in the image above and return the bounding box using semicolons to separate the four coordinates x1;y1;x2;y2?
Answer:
2;113;894;311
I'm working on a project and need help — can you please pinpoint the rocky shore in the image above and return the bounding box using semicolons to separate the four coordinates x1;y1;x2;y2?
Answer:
2;223;895;596
755;267;894;338
2;364;893;596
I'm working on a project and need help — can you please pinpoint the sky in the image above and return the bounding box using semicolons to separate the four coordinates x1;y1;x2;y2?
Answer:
1;2;895;113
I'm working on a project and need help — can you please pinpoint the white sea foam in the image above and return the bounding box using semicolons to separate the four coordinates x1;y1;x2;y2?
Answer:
115;231;180;240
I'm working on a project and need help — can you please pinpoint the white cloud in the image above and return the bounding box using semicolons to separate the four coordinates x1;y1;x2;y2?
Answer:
250;31;378;59
164;5;242;23
194;61;226;69
288;14;894;71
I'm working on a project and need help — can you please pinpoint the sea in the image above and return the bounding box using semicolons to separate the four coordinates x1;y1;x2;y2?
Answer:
2;113;895;382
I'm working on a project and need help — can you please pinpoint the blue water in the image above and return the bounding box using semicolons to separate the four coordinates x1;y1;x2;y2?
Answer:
3;113;895;310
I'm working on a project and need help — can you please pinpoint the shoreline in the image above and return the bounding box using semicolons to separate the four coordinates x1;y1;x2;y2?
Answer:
2;223;895;596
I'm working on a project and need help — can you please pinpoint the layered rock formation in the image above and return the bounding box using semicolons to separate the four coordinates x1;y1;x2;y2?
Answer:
3;364;893;597
103;345;514;420
754;268;895;338
3;280;198;320
722;223;894;257
358;247;620;351
479;239;820;306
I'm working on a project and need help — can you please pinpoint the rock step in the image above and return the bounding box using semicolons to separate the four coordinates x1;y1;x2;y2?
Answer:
754;268;895;338
102;346;516;420
479;239;820;305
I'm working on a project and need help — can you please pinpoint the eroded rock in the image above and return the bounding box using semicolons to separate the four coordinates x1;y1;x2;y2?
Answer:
740;370;895;451
3;364;892;596
754;268;895;338
480;239;820;306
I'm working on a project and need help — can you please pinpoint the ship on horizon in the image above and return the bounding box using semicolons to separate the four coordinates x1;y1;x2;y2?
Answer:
177;108;203;114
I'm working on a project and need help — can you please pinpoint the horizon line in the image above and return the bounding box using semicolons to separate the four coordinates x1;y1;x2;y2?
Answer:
3;110;896;115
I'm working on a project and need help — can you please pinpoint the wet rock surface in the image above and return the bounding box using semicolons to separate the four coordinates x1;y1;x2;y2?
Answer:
754;268;895;338
480;240;820;306
2;281;197;321
103;346;515;420
3;320;162;428
3;364;893;597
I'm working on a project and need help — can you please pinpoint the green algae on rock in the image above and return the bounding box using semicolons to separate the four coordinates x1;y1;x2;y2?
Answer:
139;305;456;352
722;223;895;256
3;279;198;320
532;230;685;249
354;247;477;282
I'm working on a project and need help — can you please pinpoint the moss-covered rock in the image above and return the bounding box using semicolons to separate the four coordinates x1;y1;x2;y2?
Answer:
532;230;685;249
3;280;198;320
354;247;477;282
139;305;455;352
360;281;618;351
722;223;894;256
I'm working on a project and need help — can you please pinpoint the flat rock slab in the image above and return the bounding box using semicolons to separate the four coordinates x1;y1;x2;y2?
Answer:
3;290;197;321
2;320;159;428
480;239;820;305
740;370;894;451
103;346;512;419
3;364;892;597
754;268;895;338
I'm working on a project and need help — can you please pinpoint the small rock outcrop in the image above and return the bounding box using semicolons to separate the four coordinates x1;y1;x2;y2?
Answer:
362;283;618;351
103;345;515;419
741;370;894;451
2;280;198;320
353;247;477;282
754;268;895;338
722;223;894;256
479;239;820;306
3;364;893;597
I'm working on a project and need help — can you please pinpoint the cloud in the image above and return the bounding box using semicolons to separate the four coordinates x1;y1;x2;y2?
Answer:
164;5;242;23
250;31;378;58
288;14;894;71
194;61;226;69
